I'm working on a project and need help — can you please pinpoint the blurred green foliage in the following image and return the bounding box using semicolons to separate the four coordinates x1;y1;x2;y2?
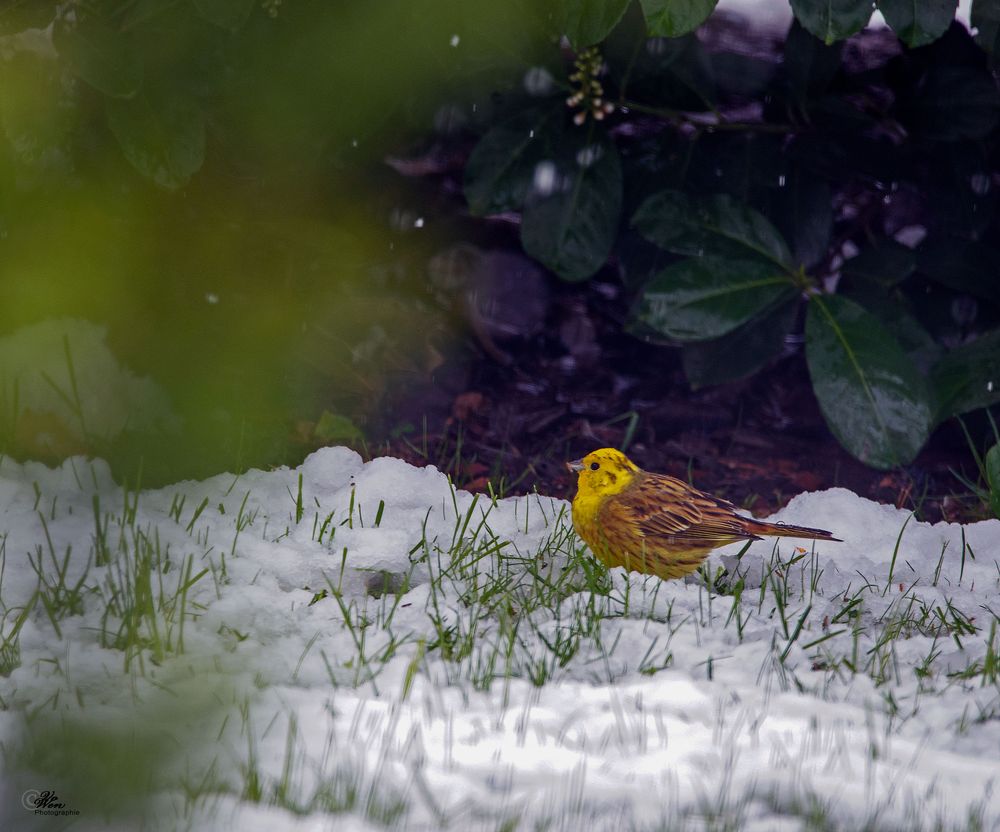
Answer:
0;0;556;482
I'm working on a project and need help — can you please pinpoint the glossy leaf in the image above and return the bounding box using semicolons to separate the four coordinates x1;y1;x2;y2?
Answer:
464;106;563;216
632;256;797;341
682;297;798;388
633;189;793;268
929;329;1000;421
773;176;831;269
878;0;956;48
806;295;932;468
53;16;142;99
521;131;622;281
192;0;255;31
106;90;205;189
640;0;718;37
557;0;631;47
790;0;873;44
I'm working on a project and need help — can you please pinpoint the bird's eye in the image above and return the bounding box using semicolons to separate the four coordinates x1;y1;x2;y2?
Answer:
589;462;600;471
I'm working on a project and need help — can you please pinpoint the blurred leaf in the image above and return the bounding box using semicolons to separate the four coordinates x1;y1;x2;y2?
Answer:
632;256;797;341
842;239;916;287
682;297;798;388
106;89;205;189
615;33;715;110
878;0;956;48
639;0;718;37
929;329;1000;421
783;18;843;108
53;15;142;99
521;129;622;281
192;0;254;31
790;0;873;44
919;239;1000;306
464;105;563;216
708;52;775;97
972;0;1000;55
896;66;1000;141
633;189;793;268
0;49;74;165
557;0;631;47
806;295;932;468
0;0;56;34
314;410;363;443
986;442;1000;518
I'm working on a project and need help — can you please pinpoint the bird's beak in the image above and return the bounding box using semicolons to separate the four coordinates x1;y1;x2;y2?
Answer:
566;458;585;473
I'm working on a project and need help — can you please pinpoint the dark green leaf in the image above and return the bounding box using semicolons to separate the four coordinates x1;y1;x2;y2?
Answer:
806;295;933;468
682;297;798;388
878;0;956;48
919;239;1000;306
929;329;1000;421
640;0;718;37
0;0;57;34
106;90;205;189
614;34;716;110
521;131;622;281
464;106;563;216
790;0;873;43
632;256;797;341
842;239;916;287
53;15;142;99
773;176;831;269
840;284;942;373
783;19;843;108
896;66;1000;141
986;443;1000;519
972;0;1000;55
192;0;255;31
632;189;793;268
557;0;631;47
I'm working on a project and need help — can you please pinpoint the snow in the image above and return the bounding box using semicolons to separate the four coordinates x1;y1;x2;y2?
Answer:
1;448;999;830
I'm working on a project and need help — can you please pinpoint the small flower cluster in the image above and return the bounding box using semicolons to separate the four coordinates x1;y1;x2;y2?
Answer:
566;47;614;126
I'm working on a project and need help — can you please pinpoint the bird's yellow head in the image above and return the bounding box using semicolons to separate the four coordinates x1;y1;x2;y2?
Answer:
566;448;640;498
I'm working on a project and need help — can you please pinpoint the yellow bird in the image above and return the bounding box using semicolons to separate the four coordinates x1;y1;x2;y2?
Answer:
567;448;841;580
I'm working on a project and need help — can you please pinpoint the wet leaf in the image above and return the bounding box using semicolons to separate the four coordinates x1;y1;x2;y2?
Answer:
639;0;718;38
557;0;631;47
772;175;831;269
806;295;932;468
682;297;798;388
521;130;622;281
790;0;873;44
106;89;205;189
632;189;793;269
53;15;142;99
929;329;1000;421
878;0;956;48
191;0;254;31
632;256;797;341
464;105;563;216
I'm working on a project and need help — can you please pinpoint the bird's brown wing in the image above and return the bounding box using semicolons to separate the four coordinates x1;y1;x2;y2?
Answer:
599;472;760;553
